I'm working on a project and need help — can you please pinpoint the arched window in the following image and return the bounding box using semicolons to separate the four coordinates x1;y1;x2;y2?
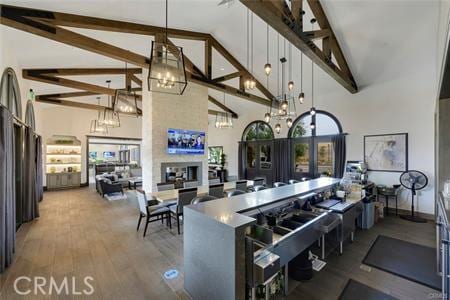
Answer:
289;110;344;179
242;121;274;141
289;110;342;138
0;68;22;119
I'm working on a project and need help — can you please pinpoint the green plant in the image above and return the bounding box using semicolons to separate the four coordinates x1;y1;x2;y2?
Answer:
220;153;226;169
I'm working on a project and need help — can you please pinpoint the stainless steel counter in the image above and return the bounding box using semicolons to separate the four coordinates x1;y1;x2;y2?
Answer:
186;177;340;229
184;178;340;300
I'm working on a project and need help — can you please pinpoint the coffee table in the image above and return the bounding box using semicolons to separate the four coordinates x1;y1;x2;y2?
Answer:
128;178;143;190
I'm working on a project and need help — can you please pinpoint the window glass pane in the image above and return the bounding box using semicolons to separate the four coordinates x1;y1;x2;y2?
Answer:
260;145;272;169
315;114;340;136
244;123;257;141
291;115;312;137
247;145;256;168
257;123;274;140
294;142;309;173
317;142;334;176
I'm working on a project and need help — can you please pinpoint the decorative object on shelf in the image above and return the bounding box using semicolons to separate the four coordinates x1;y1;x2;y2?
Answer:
46;136;81;189
214;92;233;129
264;24;272;76
309;19;317;130
114;62;139;116
99;80;120;128
244;9;256;90
148;0;187;95
364;133;408;172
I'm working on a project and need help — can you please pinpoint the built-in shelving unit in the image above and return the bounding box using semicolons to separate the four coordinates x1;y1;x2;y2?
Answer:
46;135;82;190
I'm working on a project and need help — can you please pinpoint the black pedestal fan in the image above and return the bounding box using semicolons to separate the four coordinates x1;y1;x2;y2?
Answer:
399;170;428;223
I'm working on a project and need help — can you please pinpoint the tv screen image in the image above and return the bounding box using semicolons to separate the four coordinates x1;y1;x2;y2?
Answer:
167;128;205;155
103;151;116;158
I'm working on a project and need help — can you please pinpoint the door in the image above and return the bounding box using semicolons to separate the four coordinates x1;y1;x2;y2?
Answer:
47;174;57;189
314;137;335;177
244;141;274;186
291;137;313;180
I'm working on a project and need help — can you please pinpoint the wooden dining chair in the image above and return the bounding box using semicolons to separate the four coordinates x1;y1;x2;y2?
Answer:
136;190;171;237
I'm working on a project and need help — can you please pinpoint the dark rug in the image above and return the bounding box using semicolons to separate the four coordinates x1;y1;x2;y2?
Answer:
363;235;440;291
339;279;397;300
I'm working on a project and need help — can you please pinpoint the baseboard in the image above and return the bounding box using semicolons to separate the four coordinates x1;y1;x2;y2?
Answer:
80;182;89;187
387;207;435;220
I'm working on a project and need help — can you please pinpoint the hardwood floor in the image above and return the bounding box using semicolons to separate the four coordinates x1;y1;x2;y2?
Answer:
0;187;438;299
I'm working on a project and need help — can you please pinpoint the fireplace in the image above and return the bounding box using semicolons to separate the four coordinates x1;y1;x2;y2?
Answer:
161;162;202;188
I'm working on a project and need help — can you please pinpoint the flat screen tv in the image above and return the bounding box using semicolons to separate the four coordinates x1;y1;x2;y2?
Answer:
167;128;205;155
103;151;116;158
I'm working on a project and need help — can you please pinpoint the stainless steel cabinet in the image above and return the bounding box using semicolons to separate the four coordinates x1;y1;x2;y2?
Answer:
46;172;81;190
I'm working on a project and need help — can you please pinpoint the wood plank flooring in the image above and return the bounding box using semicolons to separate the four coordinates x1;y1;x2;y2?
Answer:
0;187;438;299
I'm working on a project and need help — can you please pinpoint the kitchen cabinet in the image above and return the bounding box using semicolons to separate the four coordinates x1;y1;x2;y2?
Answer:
46;172;81;190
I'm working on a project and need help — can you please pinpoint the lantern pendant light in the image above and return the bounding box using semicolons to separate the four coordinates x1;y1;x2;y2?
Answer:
114;62;139;116
99;80;120;128
215;93;233;129
310;18;317;129
90;96;108;134
264;24;272;76
148;0;187;95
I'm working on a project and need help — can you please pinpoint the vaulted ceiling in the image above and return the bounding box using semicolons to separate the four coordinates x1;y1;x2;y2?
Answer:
1;0;441;116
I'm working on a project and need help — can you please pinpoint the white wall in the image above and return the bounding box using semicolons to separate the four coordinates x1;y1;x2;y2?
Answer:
39;106;142;184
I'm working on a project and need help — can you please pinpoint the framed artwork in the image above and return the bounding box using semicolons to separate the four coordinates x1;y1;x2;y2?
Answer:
363;133;408;172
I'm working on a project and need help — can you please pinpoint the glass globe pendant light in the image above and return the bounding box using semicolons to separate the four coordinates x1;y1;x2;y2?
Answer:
286;117;293;128
287;44;294;91
264;112;271;123
298;51;305;104
244;9;256;90
275;123;281;134
264;24;272;76
309;18;317;129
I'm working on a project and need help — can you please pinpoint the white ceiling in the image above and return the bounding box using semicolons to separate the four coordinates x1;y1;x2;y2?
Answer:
1;0;442;115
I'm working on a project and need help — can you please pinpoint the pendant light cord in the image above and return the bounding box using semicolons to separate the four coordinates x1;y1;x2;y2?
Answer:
311;21;314;108
251;12;254;74
266;24;269;65
246;9;249;71
300;51;303;92
277;33;280;97
165;0;168;43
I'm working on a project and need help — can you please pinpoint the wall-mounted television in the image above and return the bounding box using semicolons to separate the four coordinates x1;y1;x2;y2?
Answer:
167;128;205;155
103;151;116;158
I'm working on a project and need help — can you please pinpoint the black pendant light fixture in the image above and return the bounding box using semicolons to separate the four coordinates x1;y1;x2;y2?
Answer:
148;0;187;95
99;80;120;128
309;18;317;129
264;24;272;76
244;9;256;90
90;96;108;134
287;43;294;91
114;62;139;116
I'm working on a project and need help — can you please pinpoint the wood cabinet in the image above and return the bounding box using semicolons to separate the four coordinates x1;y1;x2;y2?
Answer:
46;172;81;190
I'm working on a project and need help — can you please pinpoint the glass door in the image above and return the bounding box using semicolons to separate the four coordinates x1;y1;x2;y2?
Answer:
244;141;274;186
314;137;335;177
292;137;313;180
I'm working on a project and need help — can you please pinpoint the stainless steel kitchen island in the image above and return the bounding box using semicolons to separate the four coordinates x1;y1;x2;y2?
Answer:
183;177;341;300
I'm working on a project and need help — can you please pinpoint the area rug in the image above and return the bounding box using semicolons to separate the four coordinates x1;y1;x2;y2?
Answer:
105;193;127;201
363;235;440;290
339;279;397;300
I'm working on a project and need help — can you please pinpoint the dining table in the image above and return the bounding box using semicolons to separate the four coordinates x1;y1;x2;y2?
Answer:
147;181;253;204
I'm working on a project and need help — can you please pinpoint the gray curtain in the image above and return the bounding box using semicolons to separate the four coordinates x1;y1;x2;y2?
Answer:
35;136;43;202
22;126;39;222
273;139;291;183
0;105;15;273
333;135;346;178
238;142;246;179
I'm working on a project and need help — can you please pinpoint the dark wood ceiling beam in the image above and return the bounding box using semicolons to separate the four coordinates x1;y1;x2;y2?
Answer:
291;0;303;32
129;73;142;87
39;91;100;98
208;95;238;119
213;72;241;83
31;68;142;76
205;38;212;79
36;96;142;116
303;29;330;40
240;0;357;93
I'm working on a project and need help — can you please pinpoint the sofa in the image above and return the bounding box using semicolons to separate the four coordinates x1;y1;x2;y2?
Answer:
95;167;142;193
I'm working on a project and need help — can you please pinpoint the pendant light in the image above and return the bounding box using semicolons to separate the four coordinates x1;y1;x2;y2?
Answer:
264;24;272;76
114;62;139;116
287;43;294;91
215;92;233;129
99;80;120;128
245;9;256;90
310;18;317;129
90;97;108;134
148;0;187;95
275;123;281;134
298;51;305;104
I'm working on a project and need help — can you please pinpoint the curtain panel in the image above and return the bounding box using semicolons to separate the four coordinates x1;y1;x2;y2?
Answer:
35;136;43;202
22;126;39;222
333;135;347;178
238;142;246;180
0;106;16;273
272;139;291;183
